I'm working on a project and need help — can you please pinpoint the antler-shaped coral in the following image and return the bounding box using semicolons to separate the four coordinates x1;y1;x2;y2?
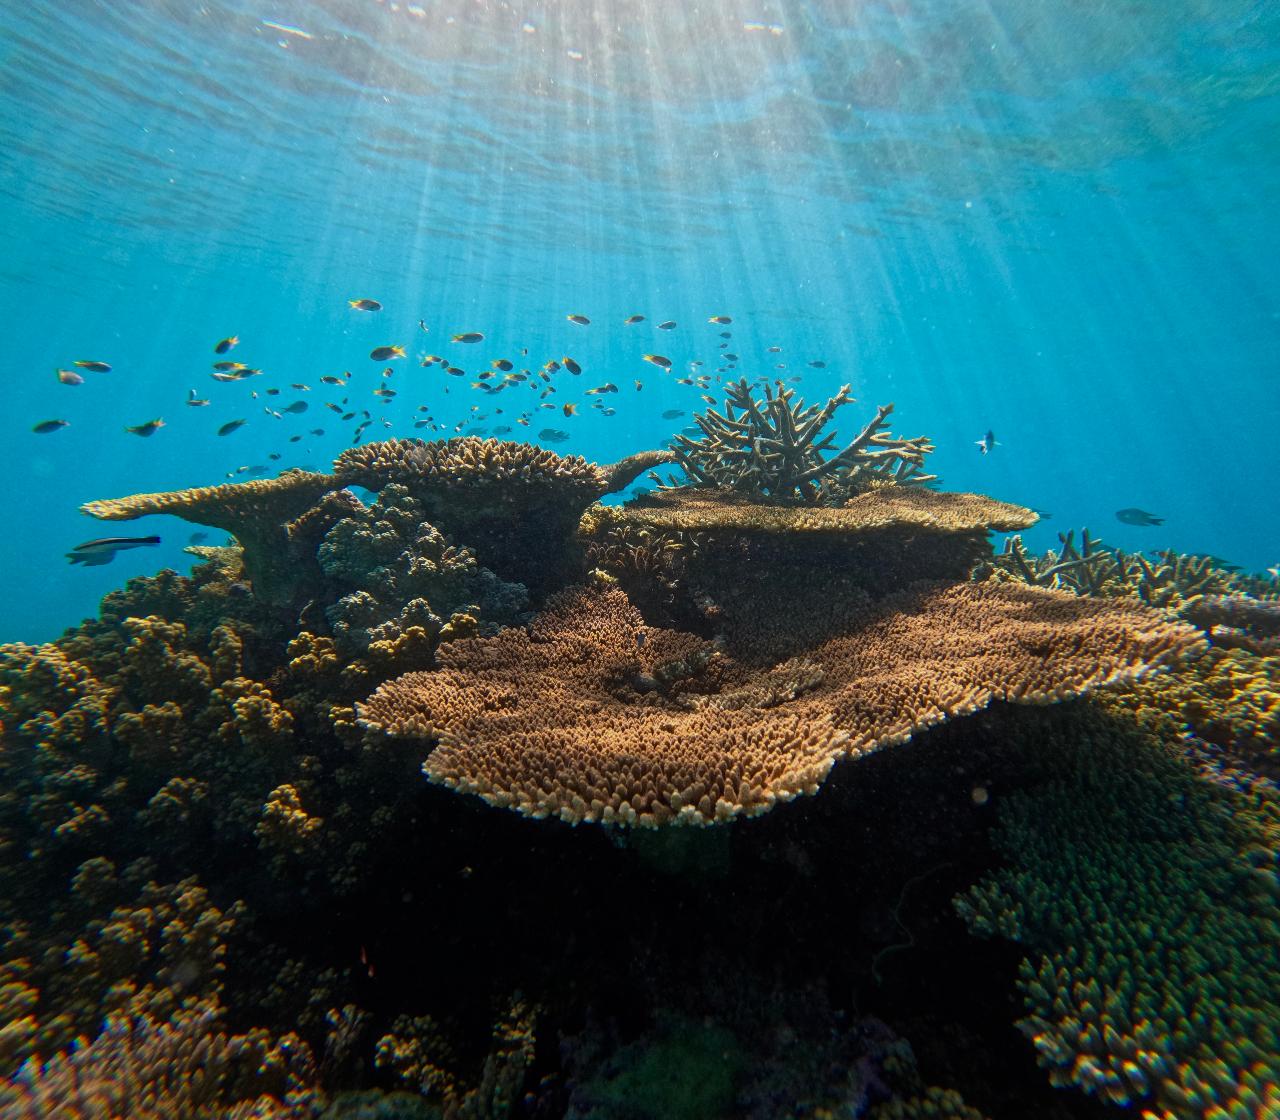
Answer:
662;379;935;503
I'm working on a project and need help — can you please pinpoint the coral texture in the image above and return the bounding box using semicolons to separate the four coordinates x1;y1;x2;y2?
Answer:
956;706;1280;1119
658;378;935;502
359;582;1202;826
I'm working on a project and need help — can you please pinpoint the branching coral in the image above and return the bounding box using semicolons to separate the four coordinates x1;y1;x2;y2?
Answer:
0;1001;318;1119
955;704;1280;1119
657;379;935;503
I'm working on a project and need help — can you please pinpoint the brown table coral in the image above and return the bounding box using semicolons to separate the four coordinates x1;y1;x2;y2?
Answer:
359;583;1203;828
333;437;673;594
81;471;343;605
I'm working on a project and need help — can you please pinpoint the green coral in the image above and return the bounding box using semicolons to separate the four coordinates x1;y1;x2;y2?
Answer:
955;704;1280;1119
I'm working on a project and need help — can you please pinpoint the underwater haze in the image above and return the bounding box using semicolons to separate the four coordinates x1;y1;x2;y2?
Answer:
1;0;1277;640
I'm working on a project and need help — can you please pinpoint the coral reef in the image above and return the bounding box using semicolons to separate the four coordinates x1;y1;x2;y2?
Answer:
956;704;1280;1119
0;1001;318;1119
316;483;528;668
81;470;343;605
359;582;1201;826
657;378;935;502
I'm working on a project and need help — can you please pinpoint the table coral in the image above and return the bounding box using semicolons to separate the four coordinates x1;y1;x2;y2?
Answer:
359;581;1201;826
81;470;343;605
955;704;1280;1119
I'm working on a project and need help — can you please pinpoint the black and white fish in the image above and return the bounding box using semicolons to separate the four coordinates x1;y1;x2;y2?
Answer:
975;429;998;455
67;536;161;566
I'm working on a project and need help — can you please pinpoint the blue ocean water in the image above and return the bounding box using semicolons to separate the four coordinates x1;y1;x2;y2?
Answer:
1;0;1277;643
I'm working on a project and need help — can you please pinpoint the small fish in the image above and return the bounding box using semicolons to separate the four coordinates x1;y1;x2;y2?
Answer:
32;419;68;433
539;427;570;442
643;354;672;369
634;380;643;391
563;357;582;375
422;355;444;366
348;298;382;311
264;408;282;419
56;368;84;385
624;315;645;324
373;388;397;399
566;314;590;326
719;331;732;339
73;360;111;373
290;383;310;391
491;359;514;372
544;360;561;373
212;361;247;371
708;315;732;324
563;402;577;417
283;401;308;413
268;453;282;460
210;372;241;383
214;335;239;354
1115;507;1164;527
657;320;676;330
369;345;405;361
320;375;346;386
289;434;302;442
493;425;512;434
446;366;466;376
309;428;325;436
975;430;998;455
218;419;247;436
418;319;428;331
67;535;161;566
700;394;716;404
452;332;484;344
600;407;616;416
767;346;781;353
188;531;209;545
724;353;738;361
661;409;685;419
808;360;826;368
187;389;210;407
125;418;165;436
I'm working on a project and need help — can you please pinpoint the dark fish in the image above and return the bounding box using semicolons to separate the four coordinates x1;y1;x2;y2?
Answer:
125;418;165;436
643;354;672;369
539;428;570;442
492;359;514;372
369;345;405;361
767;346;781;353
708;316;732;324
657;321;676;330
662;409;685;419
1115;507;1164;527
563;403;577;417
210;372;241;383
348;298;382;311
452;332;484;344
218;419;247;436
975;430;997;455
290;383;310;391
418;319;428;331
808;360;826;368
634;380;643;391
67;535;161;566
493;425;512;434
73;360;111;372
268;452;282;460
188;531;209;545
724;353;738;361
32;419;68;433
309;428;325;436
214;336;239;354
212;361;246;371
624;315;645;324
563;357;582;375
56;368;84;385
289;434;302;442
719;331;731;339
282;401;308;414
446;366;466;376
566;314;590;325
320;375;346;385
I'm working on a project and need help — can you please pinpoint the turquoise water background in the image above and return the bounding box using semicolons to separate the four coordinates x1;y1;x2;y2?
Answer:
1;1;1276;643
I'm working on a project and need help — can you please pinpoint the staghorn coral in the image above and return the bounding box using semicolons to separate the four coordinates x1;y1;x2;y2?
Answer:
955;703;1280;1120
332;437;670;594
82;470;343;605
359;582;1202;827
657;378;935;502
0;1000;318;1119
317;484;527;668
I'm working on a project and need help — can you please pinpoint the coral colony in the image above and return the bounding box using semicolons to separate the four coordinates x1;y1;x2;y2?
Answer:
1;379;1277;1118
